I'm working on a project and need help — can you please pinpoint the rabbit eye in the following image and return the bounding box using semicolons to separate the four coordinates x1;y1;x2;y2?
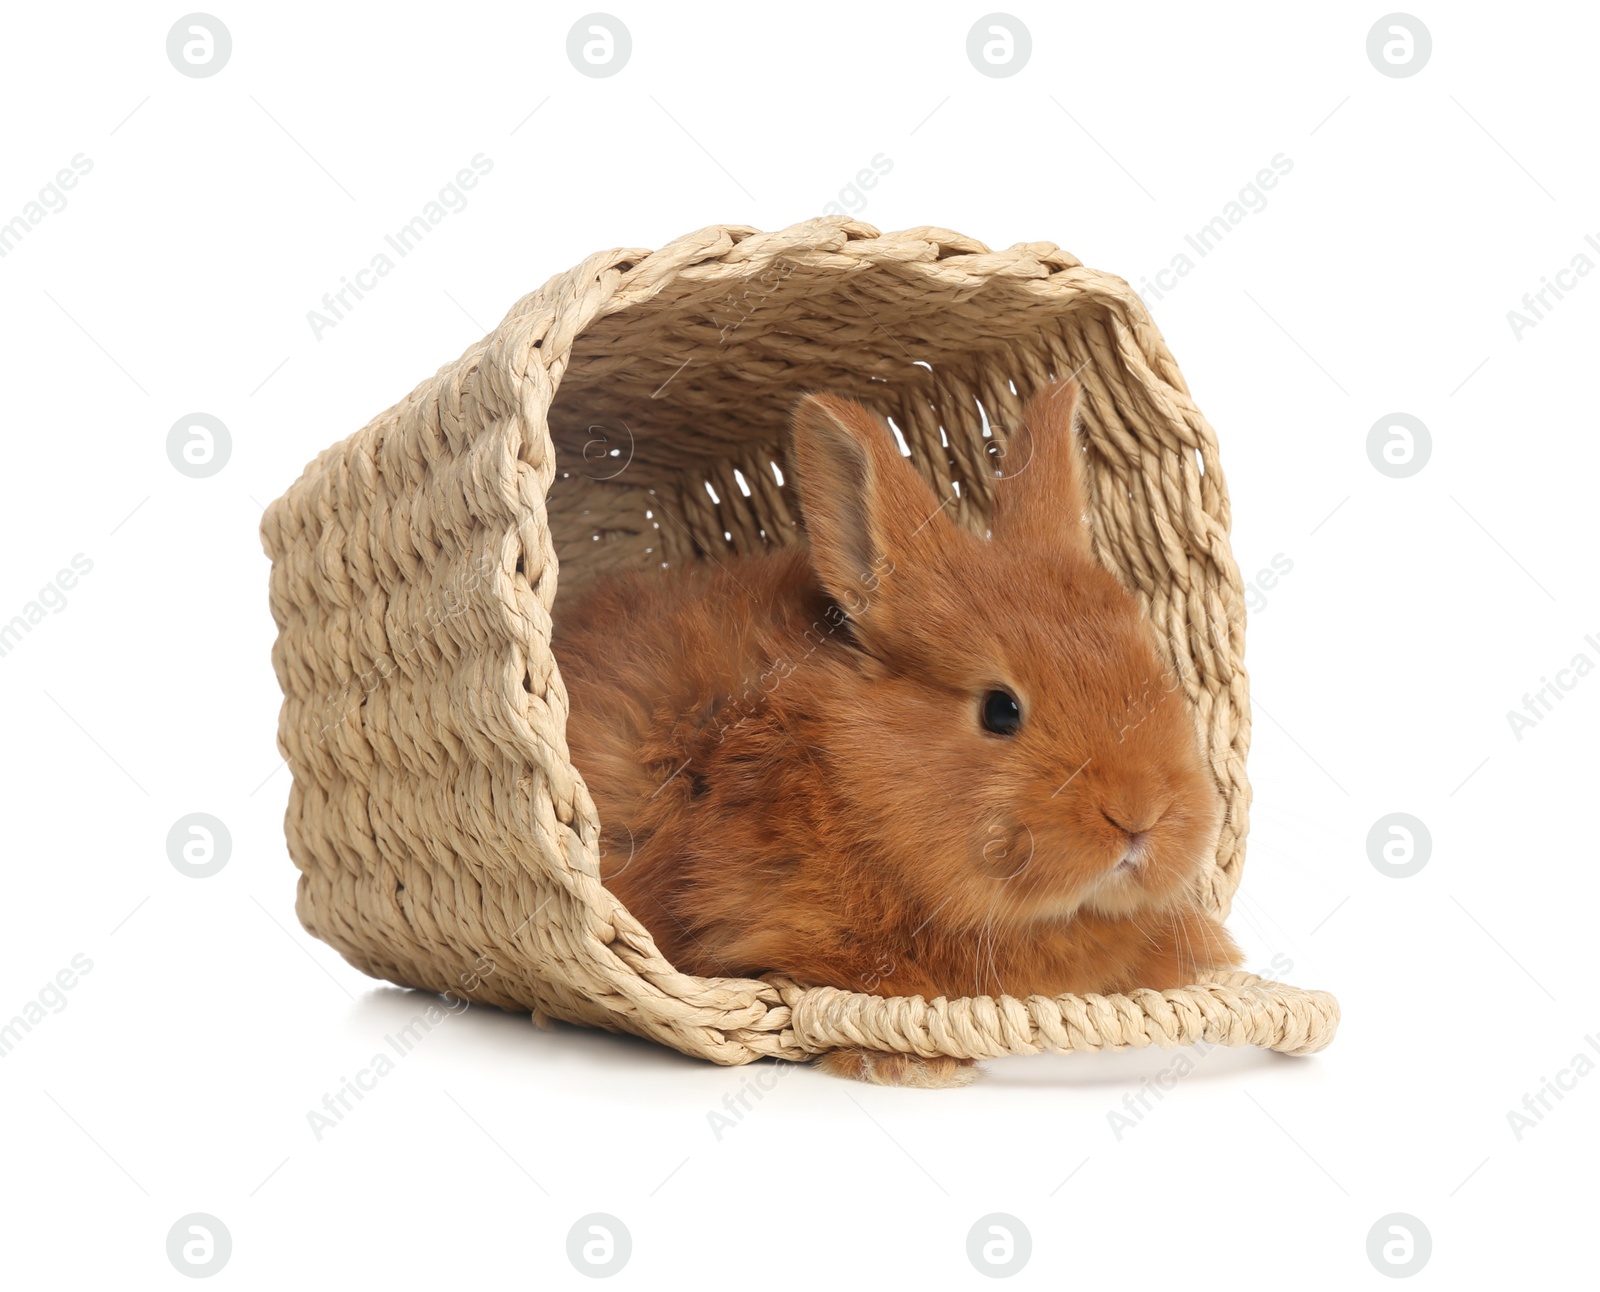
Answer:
981;689;1022;736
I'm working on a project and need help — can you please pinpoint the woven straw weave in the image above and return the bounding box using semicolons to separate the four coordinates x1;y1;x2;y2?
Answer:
261;217;1339;1068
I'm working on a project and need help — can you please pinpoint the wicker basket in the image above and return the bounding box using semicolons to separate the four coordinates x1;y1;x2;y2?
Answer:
260;217;1338;1069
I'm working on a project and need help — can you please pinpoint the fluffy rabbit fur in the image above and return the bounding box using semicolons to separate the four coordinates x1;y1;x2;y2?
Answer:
553;380;1241;1086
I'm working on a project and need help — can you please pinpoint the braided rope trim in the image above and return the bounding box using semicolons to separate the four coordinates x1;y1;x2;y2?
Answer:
768;972;1340;1061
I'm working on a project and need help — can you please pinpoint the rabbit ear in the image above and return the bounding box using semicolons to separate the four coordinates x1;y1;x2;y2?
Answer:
790;393;950;618
989;379;1092;553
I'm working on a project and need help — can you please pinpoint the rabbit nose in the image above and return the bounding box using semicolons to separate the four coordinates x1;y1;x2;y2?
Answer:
1101;808;1157;839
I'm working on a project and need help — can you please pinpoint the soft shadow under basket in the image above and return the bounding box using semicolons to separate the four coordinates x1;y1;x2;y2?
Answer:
261;218;1339;1071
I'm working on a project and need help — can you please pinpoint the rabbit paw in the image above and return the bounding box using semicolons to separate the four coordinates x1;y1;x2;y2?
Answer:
816;1047;977;1088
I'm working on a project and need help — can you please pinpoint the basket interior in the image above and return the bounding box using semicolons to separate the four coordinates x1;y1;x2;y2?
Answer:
543;242;1122;599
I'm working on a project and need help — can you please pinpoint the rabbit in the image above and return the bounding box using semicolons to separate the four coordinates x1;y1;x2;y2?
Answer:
552;378;1241;1087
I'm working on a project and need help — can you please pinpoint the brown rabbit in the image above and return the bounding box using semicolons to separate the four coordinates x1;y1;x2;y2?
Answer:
552;379;1241;1086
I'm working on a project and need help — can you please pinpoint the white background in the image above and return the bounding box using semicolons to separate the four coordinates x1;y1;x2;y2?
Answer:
2;2;1596;1286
